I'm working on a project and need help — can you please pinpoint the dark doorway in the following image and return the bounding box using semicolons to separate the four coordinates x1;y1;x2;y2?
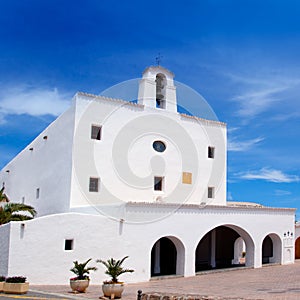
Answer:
195;226;240;272
195;231;211;271
216;226;240;268
295;238;300;259
262;236;273;264
151;237;177;276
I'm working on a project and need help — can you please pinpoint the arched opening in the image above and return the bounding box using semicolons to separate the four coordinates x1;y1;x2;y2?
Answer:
262;236;273;264
233;237;246;265
155;74;166;109
151;236;184;277
262;234;282;264
195;225;254;272
295;237;300;259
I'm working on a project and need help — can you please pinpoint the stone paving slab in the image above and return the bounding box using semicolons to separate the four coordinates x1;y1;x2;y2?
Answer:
30;261;300;300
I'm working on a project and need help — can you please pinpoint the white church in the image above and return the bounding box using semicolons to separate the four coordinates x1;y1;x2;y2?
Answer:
0;66;296;284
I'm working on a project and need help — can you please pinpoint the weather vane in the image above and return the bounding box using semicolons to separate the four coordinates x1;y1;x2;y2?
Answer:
156;53;163;66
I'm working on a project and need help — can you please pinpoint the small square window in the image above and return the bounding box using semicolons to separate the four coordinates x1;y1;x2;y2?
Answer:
64;239;74;251
36;188;40;199
154;176;163;191
208;187;215;199
89;177;99;192
91;125;102;140
208;146;215;159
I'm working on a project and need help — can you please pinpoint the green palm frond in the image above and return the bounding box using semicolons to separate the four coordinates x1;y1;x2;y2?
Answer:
70;258;97;280
0;203;37;225
9;214;35;222
97;256;134;283
0;187;9;203
4;203;36;216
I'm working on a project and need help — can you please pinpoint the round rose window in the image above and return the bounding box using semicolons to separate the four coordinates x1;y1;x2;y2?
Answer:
153;141;166;153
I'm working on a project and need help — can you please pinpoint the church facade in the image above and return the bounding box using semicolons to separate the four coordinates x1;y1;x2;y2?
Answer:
0;66;295;284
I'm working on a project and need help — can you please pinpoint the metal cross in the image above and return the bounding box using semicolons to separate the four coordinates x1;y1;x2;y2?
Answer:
156;53;163;66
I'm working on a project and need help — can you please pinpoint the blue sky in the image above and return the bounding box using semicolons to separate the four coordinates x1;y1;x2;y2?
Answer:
1;0;300;217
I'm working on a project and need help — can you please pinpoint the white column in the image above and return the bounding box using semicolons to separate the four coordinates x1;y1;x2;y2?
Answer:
211;230;216;268
253;241;262;268
154;241;160;274
184;245;195;277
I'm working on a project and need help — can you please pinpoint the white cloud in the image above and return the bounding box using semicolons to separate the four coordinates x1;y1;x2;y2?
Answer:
227;127;240;133
226;72;300;120
233;87;286;118
226;72;300;87
228;137;264;152
271;112;300;122
0;85;71;119
274;189;292;196
238;168;299;183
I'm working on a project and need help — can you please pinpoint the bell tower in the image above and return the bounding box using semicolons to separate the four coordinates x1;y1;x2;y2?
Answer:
138;66;177;113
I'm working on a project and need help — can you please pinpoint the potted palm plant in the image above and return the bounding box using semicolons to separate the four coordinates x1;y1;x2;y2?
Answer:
70;258;97;293
3;276;29;294
97;256;134;298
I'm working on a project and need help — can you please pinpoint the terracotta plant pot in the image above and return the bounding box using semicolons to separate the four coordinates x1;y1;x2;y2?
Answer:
102;283;124;298
239;257;246;264
3;282;29;294
70;279;90;293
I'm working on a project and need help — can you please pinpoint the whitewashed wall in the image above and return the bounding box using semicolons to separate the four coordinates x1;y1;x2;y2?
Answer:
0;104;76;216
0;204;294;284
0;223;10;275
70;93;227;214
0;91;226;217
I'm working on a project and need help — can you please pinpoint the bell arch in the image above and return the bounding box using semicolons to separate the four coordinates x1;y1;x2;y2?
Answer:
155;73;167;109
138;66;177;112
150;236;185;277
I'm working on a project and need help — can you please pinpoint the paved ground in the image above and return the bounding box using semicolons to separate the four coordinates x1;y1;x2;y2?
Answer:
26;261;300;299
0;290;69;300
